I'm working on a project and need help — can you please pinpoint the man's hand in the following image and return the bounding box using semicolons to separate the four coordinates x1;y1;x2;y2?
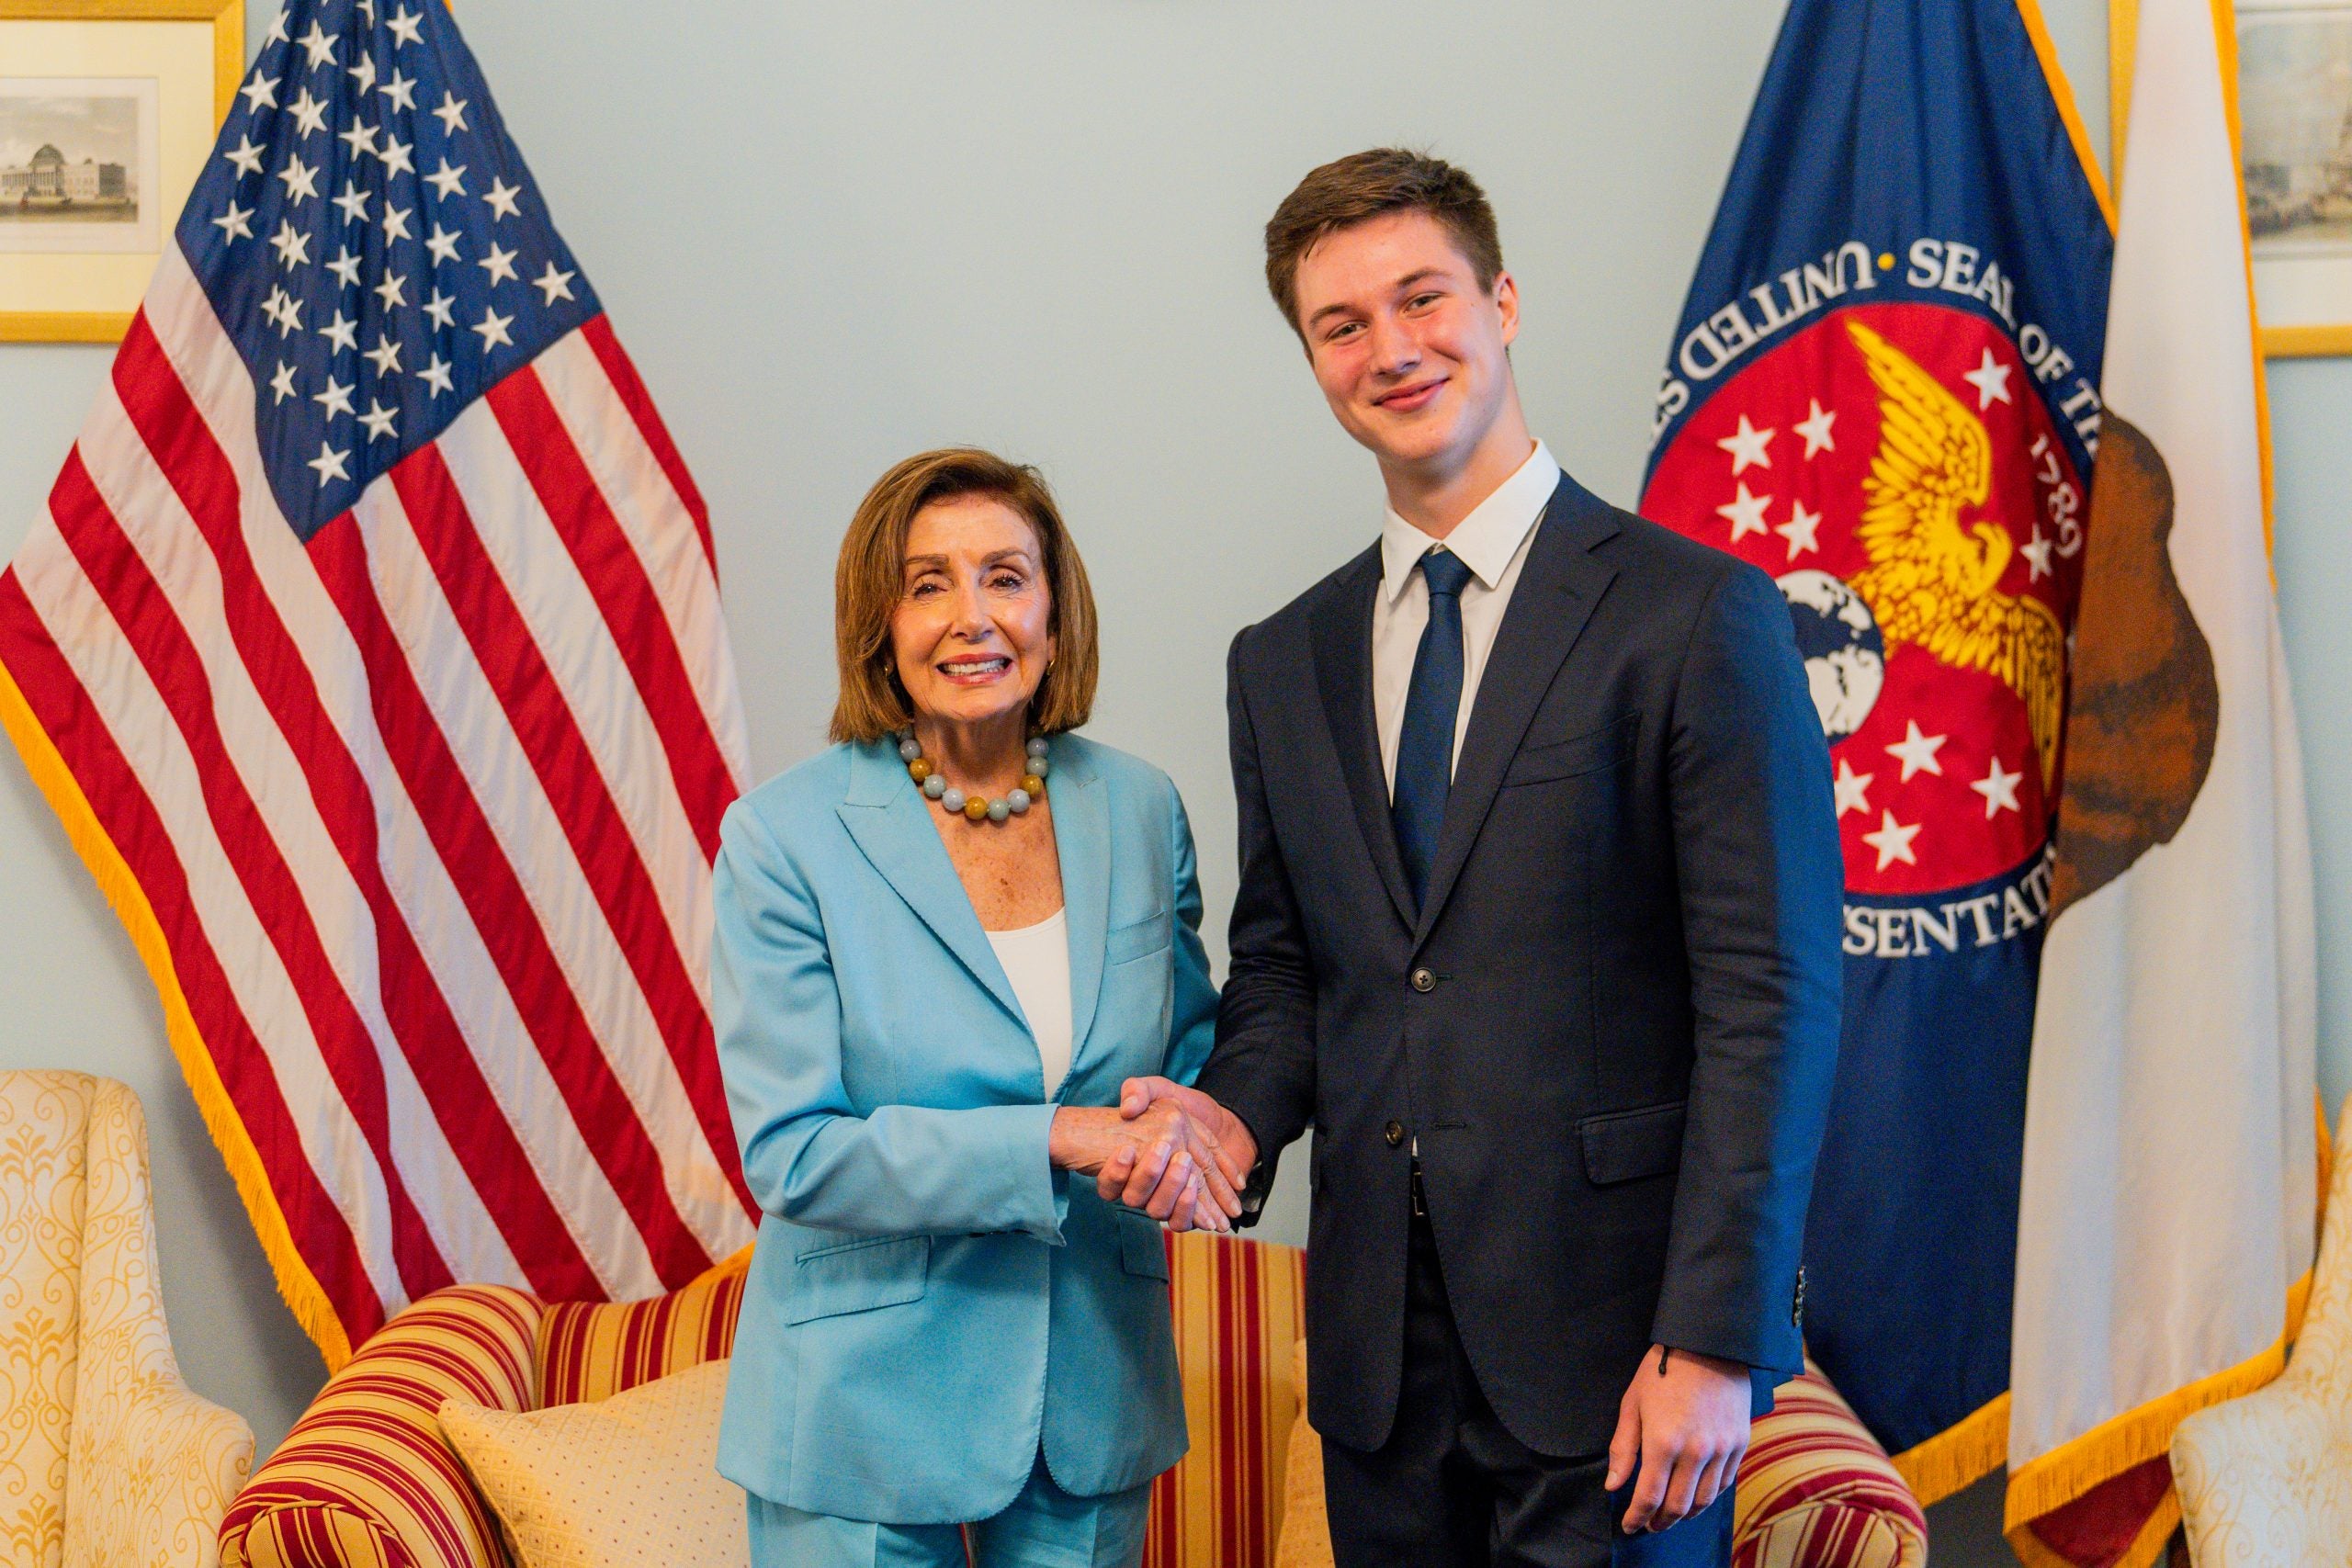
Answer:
1049;1101;1240;1233
1103;1077;1259;1232
1607;1345;1750;1534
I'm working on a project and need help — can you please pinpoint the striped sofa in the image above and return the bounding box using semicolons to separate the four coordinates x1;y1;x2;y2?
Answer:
220;1232;1920;1568
220;1231;1304;1568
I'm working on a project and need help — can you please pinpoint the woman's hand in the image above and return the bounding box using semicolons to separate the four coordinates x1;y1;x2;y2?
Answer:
1050;1103;1241;1233
1102;1077;1259;1234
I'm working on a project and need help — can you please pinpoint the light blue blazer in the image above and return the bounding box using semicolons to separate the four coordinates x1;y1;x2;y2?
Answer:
709;734;1219;1525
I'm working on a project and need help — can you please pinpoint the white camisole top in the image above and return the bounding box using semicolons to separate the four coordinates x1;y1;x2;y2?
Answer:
986;908;1074;1098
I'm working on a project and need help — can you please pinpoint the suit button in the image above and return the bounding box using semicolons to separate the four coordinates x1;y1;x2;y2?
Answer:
1384;1120;1406;1147
1410;968;1436;993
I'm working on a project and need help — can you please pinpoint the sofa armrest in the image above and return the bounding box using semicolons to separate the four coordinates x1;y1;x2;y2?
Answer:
1733;1369;1926;1568
2174;1376;2352;1568
220;1286;543;1568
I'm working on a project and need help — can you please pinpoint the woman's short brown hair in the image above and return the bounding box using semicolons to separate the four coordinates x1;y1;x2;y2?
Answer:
1264;148;1504;336
830;447;1100;744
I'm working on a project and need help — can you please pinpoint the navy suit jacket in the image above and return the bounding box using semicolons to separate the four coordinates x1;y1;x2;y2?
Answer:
1196;472;1844;1459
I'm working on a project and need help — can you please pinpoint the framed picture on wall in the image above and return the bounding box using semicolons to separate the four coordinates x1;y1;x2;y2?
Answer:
2235;0;2352;355
0;0;243;344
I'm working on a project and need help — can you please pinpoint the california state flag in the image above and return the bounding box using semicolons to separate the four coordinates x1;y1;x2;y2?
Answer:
2001;1;2320;1564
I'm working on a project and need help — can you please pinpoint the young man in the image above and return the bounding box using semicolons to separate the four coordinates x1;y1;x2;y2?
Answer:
1119;150;1843;1566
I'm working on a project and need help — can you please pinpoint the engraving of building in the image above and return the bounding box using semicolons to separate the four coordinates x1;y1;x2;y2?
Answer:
1;144;130;203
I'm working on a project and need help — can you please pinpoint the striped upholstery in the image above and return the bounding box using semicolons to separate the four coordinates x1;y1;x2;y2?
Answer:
223;1233;1301;1568
220;1287;540;1568
1731;1367;1927;1568
224;1236;1920;1568
536;1255;748;1407
1145;1231;1306;1568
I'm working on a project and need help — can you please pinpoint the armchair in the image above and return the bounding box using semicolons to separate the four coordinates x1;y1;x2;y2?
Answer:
2170;1096;2352;1566
0;1069;255;1568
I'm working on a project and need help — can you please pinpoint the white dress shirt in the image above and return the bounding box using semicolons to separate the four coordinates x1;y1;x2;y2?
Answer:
987;908;1074;1097
1374;442;1564;796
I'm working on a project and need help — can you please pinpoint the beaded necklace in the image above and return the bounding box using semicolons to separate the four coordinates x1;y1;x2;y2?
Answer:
899;731;1049;823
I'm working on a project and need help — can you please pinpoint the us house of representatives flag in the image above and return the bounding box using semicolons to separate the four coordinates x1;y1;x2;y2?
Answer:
0;0;755;1365
1639;0;2112;1504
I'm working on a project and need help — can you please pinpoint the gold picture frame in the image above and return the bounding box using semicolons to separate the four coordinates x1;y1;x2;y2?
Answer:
0;0;243;343
2118;0;2352;358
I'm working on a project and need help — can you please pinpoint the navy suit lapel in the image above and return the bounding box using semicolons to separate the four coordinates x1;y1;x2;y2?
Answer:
1311;546;1418;932
1052;741;1111;1083
834;741;1026;1027
1414;478;1621;946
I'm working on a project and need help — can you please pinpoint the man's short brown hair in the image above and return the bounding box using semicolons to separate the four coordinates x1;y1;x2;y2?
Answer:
1264;148;1505;335
829;447;1100;744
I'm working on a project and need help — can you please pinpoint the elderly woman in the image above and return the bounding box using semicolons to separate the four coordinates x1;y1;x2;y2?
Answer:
711;447;1242;1568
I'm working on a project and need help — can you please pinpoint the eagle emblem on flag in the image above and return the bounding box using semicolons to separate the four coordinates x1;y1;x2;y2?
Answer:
1845;319;2067;792
1647;297;2085;899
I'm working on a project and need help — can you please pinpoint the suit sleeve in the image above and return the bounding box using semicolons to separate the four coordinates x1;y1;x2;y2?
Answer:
1651;563;1844;1375
710;801;1068;1244
1193;628;1320;1223
1162;784;1221;1088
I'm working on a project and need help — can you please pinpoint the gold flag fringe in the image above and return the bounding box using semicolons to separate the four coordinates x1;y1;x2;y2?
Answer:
1889;1392;2008;1507
0;656;353;1370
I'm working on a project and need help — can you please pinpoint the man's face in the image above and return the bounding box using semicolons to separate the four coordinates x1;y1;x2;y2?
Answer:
1290;209;1519;475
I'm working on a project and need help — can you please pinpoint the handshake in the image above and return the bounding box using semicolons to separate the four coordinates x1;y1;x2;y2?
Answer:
1046;1078;1261;1235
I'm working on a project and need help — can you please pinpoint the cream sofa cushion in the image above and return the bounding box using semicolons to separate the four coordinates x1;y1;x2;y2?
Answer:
438;1357;746;1568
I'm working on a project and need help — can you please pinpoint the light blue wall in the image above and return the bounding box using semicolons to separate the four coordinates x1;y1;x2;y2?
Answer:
2271;357;2352;1123
0;4;2335;1558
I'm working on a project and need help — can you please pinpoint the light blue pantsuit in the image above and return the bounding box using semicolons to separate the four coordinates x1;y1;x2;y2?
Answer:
749;1454;1153;1568
709;736;1217;1565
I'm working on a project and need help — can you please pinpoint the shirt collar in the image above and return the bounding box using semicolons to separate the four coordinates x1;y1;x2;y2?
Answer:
1379;442;1563;604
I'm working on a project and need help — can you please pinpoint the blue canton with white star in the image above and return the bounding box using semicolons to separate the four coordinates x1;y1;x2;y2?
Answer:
178;0;600;540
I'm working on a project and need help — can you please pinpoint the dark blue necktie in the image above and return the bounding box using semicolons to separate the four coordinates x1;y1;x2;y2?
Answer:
1391;547;1476;912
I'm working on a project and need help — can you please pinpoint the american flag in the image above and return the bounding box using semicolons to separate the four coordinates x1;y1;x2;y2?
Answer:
0;0;755;1364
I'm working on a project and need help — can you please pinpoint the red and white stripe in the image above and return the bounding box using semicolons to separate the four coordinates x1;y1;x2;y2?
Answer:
1;243;755;1355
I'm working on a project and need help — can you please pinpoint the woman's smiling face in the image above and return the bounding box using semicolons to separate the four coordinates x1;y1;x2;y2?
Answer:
890;493;1057;737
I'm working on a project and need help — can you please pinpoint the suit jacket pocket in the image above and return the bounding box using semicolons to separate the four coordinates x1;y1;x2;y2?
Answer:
785;1234;930;1324
1577;1100;1688;1186
1502;715;1637;787
1115;1209;1171;1280
1106;907;1172;966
